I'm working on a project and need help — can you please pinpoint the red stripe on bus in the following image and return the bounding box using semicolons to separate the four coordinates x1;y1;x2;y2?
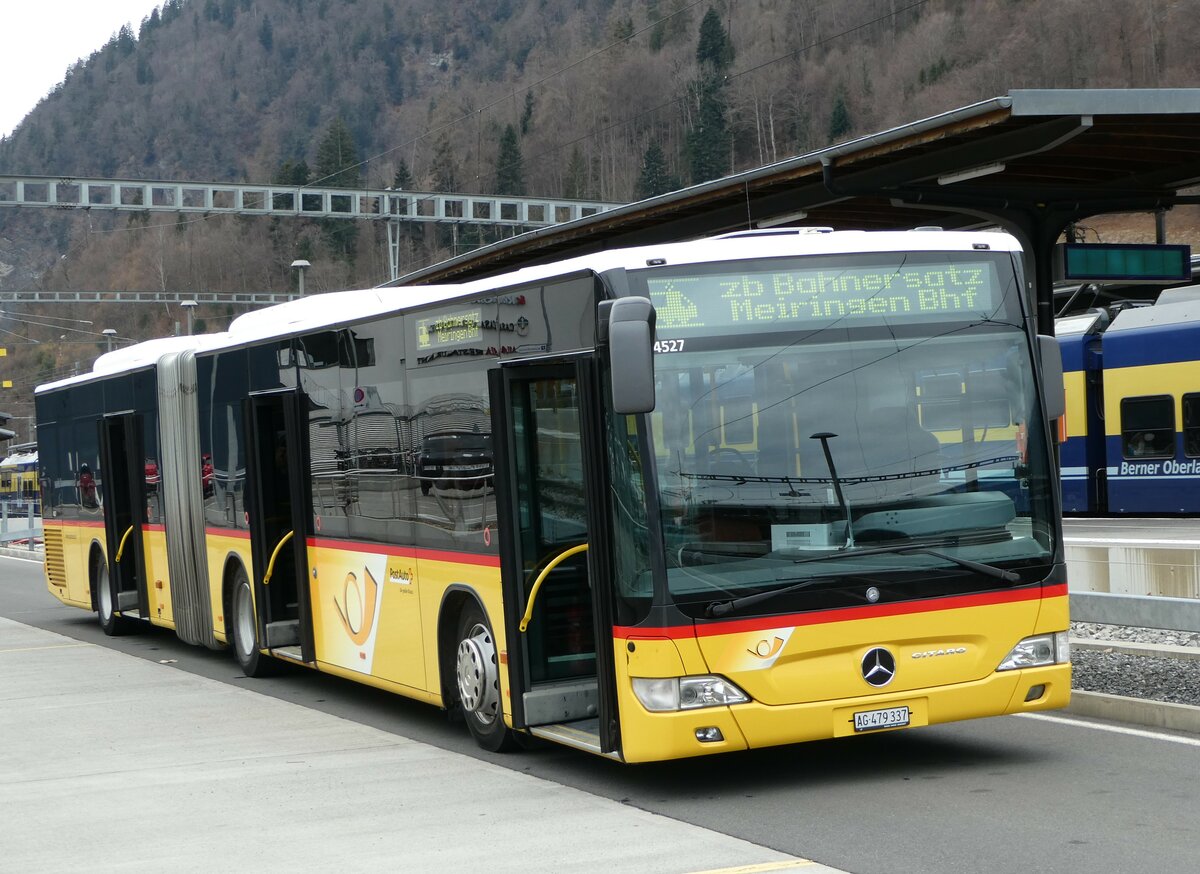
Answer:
306;536;499;567
613;583;1069;639
204;527;251;540
63;522;494;568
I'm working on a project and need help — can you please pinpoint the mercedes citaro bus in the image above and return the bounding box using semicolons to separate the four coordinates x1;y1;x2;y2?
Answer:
36;228;1069;762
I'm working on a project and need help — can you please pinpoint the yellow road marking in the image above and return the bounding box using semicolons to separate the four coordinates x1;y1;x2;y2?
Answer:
688;862;815;873
0;643;93;655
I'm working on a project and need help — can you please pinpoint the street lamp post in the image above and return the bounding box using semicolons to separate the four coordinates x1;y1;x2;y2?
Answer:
181;300;198;335
291;259;311;298
102;328;117;353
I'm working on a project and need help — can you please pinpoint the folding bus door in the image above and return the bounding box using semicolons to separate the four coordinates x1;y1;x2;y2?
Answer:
244;391;315;663
489;358;620;756
98;413;149;620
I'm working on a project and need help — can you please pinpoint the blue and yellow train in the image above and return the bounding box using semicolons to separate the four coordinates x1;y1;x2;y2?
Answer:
0;446;40;515
1058;287;1200;514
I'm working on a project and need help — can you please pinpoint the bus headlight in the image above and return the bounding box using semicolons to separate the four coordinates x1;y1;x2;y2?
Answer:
996;632;1070;671
632;676;750;712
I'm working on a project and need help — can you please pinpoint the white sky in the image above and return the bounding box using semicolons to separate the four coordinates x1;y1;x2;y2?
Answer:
0;1;165;138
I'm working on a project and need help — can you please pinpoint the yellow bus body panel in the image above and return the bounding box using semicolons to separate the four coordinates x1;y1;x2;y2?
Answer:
44;520;1068;764
614;588;1070;763
44;520;102;609
141;527;175;628
304;540;503;711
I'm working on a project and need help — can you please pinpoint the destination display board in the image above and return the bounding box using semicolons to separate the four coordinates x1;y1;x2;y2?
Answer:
1054;242;1192;283
642;256;1003;334
415;308;482;351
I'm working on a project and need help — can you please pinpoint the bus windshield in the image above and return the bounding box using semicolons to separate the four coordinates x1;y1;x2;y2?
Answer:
629;249;1056;615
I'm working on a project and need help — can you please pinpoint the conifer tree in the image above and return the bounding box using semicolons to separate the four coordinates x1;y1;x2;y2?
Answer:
315;118;360;188
314;119;360;259
687;86;729;183
392;159;413;190
636;142;678;199
520;92;535;136
828;94;852;142
259;15;273;52
431;136;461;193
696;8;734;75
273;159;310;186
495;124;525;195
687;8;733;184
563;145;589;199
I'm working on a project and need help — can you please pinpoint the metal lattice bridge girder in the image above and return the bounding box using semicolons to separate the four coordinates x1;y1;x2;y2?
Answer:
0;175;618;227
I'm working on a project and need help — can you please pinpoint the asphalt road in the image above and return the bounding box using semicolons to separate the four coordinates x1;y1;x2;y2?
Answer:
3;553;1198;874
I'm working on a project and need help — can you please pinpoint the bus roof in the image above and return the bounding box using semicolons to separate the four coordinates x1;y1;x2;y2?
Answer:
446;227;1021;294
36;229;1020;394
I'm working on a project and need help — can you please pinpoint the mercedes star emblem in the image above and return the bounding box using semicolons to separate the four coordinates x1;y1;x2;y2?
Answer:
861;647;897;687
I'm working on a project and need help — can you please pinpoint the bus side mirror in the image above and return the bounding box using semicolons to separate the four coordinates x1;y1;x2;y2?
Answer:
605;297;656;414
1037;334;1065;421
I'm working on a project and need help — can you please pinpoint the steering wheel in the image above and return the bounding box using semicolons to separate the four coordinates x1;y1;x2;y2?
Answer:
706;446;753;476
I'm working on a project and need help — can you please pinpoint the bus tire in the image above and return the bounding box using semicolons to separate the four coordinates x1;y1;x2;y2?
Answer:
230;566;279;678
96;563;133;636
454;604;517;752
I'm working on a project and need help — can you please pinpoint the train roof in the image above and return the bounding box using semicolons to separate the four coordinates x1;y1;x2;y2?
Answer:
0;450;37;468
1104;295;1200;334
36;229;1020;394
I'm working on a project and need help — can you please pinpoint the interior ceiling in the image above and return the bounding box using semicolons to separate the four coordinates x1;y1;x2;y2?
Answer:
398;90;1200;290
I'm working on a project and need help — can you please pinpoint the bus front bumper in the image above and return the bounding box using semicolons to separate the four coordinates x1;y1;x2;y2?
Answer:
616;664;1071;764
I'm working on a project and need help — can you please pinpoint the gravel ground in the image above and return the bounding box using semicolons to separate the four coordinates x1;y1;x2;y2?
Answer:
1070;622;1200;706
1072;622;1200;648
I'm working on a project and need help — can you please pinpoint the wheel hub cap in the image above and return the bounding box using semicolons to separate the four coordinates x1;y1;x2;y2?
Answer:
235;585;255;658
456;623;499;724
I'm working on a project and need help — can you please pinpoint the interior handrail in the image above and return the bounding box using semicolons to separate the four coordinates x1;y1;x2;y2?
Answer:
263;530;295;586
114;525;135;563
519;542;588;633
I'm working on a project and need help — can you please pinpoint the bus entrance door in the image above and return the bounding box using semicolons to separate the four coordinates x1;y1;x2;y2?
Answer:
490;359;619;756
244;391;314;663
98;413;148;619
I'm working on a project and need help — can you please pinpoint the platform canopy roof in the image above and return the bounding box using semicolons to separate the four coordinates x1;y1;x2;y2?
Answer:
396;89;1200;331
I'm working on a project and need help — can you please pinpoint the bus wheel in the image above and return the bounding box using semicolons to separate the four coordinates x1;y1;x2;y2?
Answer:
231;567;279;678
96;563;132;637
455;605;516;752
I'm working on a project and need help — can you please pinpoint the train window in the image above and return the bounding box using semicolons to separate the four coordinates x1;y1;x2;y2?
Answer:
1121;395;1175;459
1183;394;1200;457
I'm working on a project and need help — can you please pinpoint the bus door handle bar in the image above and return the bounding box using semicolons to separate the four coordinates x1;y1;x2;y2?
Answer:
114;525;135;563
263;530;295;586
519;543;588;633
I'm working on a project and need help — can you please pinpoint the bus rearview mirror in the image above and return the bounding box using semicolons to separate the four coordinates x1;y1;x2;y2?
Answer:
1037;334;1065;421
607;297;656;414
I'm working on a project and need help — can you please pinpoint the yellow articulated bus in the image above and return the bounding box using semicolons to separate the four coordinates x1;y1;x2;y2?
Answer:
36;229;1070;762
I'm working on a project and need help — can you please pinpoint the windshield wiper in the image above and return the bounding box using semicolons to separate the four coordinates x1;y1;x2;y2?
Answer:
790;542;1020;584
706;544;1020;619
705;576;839;618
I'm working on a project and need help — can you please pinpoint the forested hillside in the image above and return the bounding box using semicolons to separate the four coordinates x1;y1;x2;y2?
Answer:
0;0;1196;404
